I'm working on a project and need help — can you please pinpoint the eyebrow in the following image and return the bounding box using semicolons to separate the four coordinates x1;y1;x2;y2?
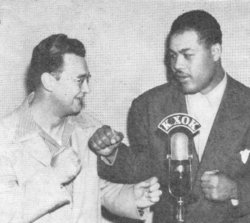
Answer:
77;73;91;78
169;48;194;54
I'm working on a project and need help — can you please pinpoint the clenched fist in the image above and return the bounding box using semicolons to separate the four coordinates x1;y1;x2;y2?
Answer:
134;177;162;209
201;170;238;201
51;148;82;185
88;125;124;157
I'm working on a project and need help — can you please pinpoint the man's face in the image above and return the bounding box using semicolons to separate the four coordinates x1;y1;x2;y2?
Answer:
52;53;90;117
169;30;220;94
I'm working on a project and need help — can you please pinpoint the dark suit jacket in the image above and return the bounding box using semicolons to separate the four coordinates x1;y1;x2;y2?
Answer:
99;76;250;223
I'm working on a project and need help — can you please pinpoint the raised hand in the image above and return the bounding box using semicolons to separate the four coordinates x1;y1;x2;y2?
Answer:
88;125;124;157
201;170;238;201
51;148;82;185
134;177;162;209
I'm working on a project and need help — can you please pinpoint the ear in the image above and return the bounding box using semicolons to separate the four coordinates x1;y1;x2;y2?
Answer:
41;72;56;91
210;43;222;62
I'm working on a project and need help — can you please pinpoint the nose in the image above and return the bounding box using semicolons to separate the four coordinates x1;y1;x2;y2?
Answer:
81;80;90;93
172;55;185;71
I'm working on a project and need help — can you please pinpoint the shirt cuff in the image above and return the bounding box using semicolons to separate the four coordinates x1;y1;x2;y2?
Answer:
137;207;151;220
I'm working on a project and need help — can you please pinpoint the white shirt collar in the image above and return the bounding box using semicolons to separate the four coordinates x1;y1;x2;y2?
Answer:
204;73;227;107
185;73;227;161
186;73;227;108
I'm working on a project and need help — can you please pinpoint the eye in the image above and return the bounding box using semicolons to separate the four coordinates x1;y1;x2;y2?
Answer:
169;53;177;60
184;54;194;60
75;75;91;86
84;76;90;83
76;78;84;85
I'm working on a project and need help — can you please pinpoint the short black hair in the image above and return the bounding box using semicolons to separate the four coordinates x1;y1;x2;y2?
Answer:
26;34;86;91
169;10;222;47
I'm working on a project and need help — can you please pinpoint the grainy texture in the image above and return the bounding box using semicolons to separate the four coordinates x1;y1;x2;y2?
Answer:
0;0;249;142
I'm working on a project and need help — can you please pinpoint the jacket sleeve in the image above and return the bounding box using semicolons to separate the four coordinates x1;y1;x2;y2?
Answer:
0;152;70;223
100;179;149;220
98;98;154;184
126;98;156;181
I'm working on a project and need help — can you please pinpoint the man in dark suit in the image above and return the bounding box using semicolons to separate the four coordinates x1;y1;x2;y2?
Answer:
89;10;250;223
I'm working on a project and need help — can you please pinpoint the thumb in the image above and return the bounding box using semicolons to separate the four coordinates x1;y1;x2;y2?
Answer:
135;181;150;190
135;177;158;190
111;130;124;144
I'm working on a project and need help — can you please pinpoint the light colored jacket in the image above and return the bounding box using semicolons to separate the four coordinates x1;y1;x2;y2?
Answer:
0;96;140;223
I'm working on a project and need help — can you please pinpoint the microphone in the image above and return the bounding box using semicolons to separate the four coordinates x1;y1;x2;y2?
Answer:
158;113;201;223
169;131;191;198
170;132;189;161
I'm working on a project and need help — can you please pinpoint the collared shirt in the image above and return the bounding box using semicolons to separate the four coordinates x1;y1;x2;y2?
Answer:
14;93;88;198
14;93;90;156
14;93;116;165
0;93;145;222
185;74;227;161
0;94;145;223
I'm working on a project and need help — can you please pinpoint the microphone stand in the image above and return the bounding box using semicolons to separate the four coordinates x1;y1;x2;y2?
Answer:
158;113;201;223
167;153;193;223
176;197;184;223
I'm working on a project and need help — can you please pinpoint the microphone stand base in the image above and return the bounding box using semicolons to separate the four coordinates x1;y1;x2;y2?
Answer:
175;197;185;223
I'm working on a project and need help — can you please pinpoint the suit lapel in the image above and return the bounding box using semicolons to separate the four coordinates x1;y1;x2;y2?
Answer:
193;76;247;192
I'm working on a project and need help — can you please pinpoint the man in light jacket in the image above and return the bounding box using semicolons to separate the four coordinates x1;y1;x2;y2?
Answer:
0;34;162;223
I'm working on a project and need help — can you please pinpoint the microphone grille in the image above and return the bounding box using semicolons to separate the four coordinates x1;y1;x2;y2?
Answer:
170;132;189;160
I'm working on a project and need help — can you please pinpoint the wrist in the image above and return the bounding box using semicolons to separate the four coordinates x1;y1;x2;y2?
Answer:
137;206;151;220
137;207;145;217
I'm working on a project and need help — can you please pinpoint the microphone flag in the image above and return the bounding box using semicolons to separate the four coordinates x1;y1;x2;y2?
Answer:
158;113;201;135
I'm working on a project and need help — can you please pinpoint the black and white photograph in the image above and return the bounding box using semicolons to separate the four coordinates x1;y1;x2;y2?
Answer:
0;1;250;223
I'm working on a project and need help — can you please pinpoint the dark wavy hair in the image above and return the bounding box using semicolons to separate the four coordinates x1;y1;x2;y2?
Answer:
26;34;86;92
164;10;222;82
169;10;222;47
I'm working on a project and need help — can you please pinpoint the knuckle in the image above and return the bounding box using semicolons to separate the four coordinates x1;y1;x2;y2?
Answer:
98;125;110;135
106;131;113;137
100;135;109;142
89;141;100;150
103;126;112;135
102;125;111;130
92;143;100;150
96;140;105;148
